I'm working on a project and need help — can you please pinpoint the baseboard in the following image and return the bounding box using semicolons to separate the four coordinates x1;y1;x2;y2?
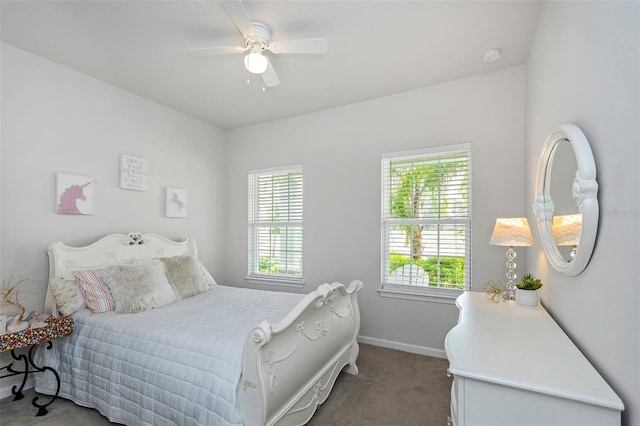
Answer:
357;335;447;359
0;376;33;400
0;339;444;400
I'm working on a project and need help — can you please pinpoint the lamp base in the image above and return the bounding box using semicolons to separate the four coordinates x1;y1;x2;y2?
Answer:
504;246;517;300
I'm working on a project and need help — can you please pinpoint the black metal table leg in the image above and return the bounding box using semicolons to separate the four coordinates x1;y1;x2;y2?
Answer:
0;341;61;416
28;341;60;416
6;349;29;400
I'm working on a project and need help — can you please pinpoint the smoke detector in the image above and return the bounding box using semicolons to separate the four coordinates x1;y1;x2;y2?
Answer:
482;48;502;63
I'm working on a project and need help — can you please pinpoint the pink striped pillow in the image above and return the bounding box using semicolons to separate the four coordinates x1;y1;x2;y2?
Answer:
73;269;115;313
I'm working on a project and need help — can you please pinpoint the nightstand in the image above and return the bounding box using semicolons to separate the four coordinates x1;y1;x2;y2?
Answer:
0;315;74;416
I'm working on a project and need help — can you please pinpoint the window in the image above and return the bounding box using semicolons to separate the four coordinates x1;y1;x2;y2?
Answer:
248;165;303;286
381;144;471;301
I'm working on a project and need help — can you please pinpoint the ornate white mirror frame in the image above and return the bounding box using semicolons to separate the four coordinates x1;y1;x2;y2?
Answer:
533;124;599;276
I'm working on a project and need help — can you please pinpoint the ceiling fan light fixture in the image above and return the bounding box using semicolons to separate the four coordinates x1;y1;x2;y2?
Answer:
244;52;268;74
189;2;328;88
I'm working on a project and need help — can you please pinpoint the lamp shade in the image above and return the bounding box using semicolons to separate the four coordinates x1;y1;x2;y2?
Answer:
489;217;534;247
552;214;582;246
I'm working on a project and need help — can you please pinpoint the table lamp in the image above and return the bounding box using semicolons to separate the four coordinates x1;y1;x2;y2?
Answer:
552;214;582;259
489;217;534;300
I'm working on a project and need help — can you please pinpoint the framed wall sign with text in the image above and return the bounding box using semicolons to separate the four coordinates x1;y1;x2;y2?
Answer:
120;155;148;191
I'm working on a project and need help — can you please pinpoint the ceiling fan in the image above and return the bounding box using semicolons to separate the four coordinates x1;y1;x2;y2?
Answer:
189;0;329;88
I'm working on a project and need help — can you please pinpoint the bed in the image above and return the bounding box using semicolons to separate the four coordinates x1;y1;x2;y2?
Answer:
34;232;362;426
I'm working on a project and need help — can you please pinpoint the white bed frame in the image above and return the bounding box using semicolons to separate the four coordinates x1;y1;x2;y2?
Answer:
45;232;363;426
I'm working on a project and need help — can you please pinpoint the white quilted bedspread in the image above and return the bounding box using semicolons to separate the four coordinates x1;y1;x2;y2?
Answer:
34;285;305;426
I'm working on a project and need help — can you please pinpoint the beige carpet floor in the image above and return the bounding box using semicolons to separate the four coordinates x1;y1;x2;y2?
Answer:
0;343;452;425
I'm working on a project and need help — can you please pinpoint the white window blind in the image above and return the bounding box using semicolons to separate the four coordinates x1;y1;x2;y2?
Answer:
381;145;471;296
248;166;303;281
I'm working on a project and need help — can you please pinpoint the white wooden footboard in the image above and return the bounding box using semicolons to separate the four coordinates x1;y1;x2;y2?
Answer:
238;280;363;426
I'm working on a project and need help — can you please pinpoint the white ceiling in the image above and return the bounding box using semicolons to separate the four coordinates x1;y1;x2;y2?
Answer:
1;1;541;130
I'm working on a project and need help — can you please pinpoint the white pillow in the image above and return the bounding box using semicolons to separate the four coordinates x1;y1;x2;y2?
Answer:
159;256;209;300
198;262;218;289
50;277;86;315
99;260;177;314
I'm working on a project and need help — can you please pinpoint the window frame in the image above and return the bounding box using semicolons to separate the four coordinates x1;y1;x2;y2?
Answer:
379;144;471;303
247;164;304;288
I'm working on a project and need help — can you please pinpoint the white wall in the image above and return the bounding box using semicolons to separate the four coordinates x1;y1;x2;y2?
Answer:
525;2;639;425
1;43;226;394
225;66;527;355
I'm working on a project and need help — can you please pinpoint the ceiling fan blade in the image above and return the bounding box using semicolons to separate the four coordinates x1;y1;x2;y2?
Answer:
188;46;242;58
262;58;280;87
270;38;328;54
221;0;256;39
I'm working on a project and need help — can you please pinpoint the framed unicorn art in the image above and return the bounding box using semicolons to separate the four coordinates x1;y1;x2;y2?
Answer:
165;187;187;218
55;173;93;215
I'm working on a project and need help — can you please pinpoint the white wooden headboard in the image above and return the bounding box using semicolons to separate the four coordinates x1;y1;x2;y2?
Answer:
46;232;197;315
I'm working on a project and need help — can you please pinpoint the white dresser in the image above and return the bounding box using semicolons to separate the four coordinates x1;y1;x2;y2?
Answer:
444;292;623;426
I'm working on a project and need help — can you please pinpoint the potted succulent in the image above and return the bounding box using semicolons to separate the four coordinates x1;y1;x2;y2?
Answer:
515;273;543;307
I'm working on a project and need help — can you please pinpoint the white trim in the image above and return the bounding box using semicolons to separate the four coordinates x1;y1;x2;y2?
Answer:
247;165;303;279
245;275;305;288
377;286;461;304
385;218;470;226
254;221;303;227
248;164;303;175
380;145;472;295
381;142;471;160
358;335;447;359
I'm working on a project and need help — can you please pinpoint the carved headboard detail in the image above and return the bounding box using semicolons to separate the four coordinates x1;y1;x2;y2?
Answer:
45;232;197;315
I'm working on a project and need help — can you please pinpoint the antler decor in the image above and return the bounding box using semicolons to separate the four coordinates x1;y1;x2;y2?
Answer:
1;276;28;324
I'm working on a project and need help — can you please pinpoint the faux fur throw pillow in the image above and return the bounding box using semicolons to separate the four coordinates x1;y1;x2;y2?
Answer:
50;277;85;315
159;255;209;300
99;260;177;313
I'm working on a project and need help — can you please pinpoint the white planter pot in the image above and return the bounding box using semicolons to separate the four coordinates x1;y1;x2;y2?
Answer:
516;289;539;307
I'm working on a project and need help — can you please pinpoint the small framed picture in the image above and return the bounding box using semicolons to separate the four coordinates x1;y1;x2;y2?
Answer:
56;173;94;215
120;154;148;191
165;187;187;218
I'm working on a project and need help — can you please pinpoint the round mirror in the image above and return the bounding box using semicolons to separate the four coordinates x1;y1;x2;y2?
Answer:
533;124;598;275
549;141;579;261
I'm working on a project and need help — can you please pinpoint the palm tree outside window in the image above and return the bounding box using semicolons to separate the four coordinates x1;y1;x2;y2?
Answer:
381;144;471;298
